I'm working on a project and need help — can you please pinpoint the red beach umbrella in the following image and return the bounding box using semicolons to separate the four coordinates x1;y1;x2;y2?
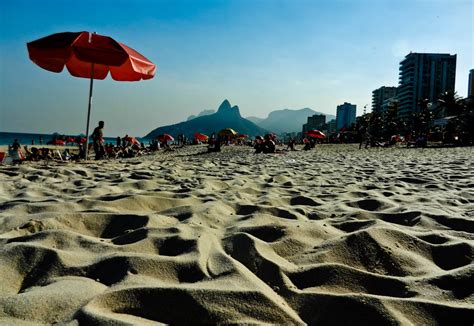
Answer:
66;137;75;143
306;130;326;139
27;31;156;160
194;132;209;141
130;137;140;145
48;139;65;146
157;134;174;142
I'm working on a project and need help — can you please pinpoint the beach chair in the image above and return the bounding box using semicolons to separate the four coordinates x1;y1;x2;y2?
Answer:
55;150;63;161
1;152;13;164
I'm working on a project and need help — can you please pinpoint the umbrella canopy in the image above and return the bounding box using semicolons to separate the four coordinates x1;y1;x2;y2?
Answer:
124;136;140;145
27;31;156;160
218;128;237;137
237;134;249;139
194;132;209;141
48;139;65;146
306;130;326;139
27;31;156;81
157;134;174;142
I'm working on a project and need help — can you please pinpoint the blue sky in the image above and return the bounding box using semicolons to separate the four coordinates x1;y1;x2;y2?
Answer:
0;0;472;136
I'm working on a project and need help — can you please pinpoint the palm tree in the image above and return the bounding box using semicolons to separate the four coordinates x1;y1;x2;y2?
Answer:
437;91;462;117
413;98;432;137
437;91;474;145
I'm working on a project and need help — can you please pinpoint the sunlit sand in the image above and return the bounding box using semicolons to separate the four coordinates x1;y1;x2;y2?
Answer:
0;144;472;324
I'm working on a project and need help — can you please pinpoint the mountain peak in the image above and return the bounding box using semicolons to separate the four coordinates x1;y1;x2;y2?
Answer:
217;99;241;118
217;99;231;112
144;99;267;139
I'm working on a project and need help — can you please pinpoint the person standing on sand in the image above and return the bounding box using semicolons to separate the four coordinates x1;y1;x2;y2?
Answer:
92;121;105;160
287;138;296;151
358;124;364;149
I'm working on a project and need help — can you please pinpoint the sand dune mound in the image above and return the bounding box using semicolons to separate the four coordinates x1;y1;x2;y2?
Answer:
0;144;473;324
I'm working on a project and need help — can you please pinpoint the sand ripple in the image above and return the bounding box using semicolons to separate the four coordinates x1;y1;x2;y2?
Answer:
0;145;473;324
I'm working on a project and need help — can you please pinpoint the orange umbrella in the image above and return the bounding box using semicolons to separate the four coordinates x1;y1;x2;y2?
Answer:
157;134;174;142
48;139;66;146
124;136;140;146
194;132;209;141
27;31;156;159
306;130;326;139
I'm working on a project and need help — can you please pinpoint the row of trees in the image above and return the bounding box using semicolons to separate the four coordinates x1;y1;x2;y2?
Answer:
352;91;474;145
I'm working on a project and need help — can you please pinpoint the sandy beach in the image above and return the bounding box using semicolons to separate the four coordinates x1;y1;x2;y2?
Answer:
0;144;472;324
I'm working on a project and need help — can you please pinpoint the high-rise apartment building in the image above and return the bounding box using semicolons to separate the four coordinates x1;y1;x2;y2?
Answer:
397;53;456;122
336;102;356;130
302;114;326;133
327;119;337;134
469;69;474;97
372;86;397;115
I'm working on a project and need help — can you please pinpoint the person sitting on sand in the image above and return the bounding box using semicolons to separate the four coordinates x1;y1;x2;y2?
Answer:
303;138;311;151
62;149;71;160
255;135;275;153
254;136;264;153
208;136;221;152
105;143;116;158
262;134;276;153
23;146;40;161
39;148;53;160
9;139;24;164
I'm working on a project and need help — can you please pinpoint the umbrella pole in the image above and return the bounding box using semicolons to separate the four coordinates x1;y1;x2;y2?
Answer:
84;63;95;160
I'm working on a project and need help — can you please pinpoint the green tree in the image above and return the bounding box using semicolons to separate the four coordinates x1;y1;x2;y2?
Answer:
437;91;474;144
413;98;433;137
437;91;462;117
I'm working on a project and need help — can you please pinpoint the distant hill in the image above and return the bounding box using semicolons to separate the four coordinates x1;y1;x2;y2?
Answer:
187;109;215;121
246;116;265;125
145;100;268;139
249;108;336;134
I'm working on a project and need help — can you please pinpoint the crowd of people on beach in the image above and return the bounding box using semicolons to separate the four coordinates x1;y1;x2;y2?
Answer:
1;125;331;165
5;112;469;165
2;121;172;164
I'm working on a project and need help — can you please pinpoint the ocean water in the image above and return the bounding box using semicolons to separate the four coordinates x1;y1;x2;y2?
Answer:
0;132;151;146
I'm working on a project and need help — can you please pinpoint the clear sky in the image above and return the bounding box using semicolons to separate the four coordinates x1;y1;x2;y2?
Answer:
0;0;472;137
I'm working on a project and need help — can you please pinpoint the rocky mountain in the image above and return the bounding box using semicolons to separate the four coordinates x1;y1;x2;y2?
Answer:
145;100;268;139
250;108;336;134
187;109;215;121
